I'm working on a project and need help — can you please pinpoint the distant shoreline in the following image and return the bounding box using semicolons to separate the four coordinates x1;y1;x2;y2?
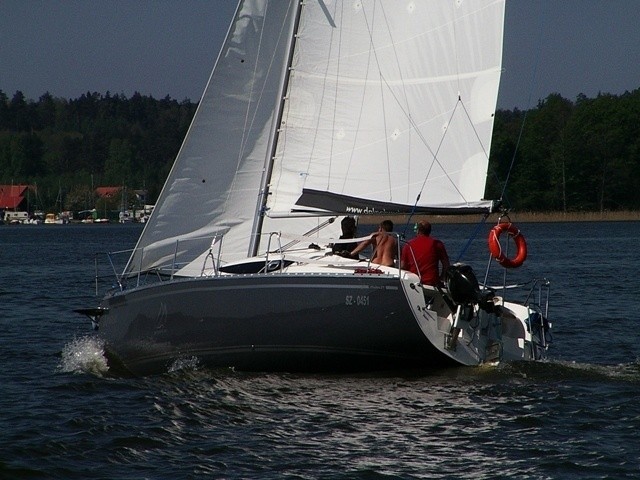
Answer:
367;210;640;225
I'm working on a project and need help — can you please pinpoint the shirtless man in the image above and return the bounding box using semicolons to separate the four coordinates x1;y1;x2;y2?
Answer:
350;219;397;267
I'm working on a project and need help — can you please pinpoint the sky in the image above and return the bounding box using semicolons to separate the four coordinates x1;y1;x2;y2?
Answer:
1;1;639;110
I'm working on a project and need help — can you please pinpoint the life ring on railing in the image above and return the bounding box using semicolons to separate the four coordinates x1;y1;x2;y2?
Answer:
488;222;527;268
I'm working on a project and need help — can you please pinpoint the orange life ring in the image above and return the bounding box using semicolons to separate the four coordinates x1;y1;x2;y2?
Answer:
488;222;527;268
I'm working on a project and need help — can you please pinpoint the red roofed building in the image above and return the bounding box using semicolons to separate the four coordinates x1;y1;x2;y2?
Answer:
0;184;36;210
95;186;122;198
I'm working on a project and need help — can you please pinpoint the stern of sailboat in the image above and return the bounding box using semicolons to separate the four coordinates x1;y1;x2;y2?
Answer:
398;263;551;366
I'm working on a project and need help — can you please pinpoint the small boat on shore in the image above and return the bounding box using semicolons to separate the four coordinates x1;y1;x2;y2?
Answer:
44;212;70;225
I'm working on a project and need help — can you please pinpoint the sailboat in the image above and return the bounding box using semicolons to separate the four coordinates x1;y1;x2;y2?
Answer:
77;0;552;376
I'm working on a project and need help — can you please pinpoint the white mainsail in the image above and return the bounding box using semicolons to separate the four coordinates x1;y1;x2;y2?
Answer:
125;0;505;275
269;0;505;216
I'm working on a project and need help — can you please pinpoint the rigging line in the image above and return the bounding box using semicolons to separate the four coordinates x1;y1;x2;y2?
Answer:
246;4;293;158
279;216;337;251
340;4;373;193
416;99;467;199
400;196;420;239
451;0;461;97
304;0;338;180
380;75;393;200
403;97;484;238
372;69;464;201
359;2;394;200
458;99;490;163
402;98;465;239
358;3;452;195
378;2;415;199
326;0;345;189
455;213;489;263
228;2;291;204
376;42;394;198
500;2;546;201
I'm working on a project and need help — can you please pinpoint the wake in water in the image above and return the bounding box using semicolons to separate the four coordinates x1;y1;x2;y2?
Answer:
58;336;110;377
495;358;640;383
168;356;201;373
58;336;206;378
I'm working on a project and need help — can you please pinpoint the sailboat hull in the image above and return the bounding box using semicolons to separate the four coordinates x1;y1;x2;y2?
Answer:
98;274;459;376
76;1;553;376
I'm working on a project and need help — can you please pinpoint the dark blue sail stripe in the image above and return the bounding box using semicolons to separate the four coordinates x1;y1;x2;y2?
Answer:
294;188;495;216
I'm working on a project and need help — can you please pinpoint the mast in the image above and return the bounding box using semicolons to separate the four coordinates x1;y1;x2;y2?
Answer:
248;0;304;257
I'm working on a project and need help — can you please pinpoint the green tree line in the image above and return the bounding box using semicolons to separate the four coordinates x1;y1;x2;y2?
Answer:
487;91;640;212
0;90;196;212
1;88;639;213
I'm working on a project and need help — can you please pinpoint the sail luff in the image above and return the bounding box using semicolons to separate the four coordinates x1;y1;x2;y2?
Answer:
249;0;304;257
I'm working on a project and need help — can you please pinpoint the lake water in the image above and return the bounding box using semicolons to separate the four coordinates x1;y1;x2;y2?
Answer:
1;221;639;479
